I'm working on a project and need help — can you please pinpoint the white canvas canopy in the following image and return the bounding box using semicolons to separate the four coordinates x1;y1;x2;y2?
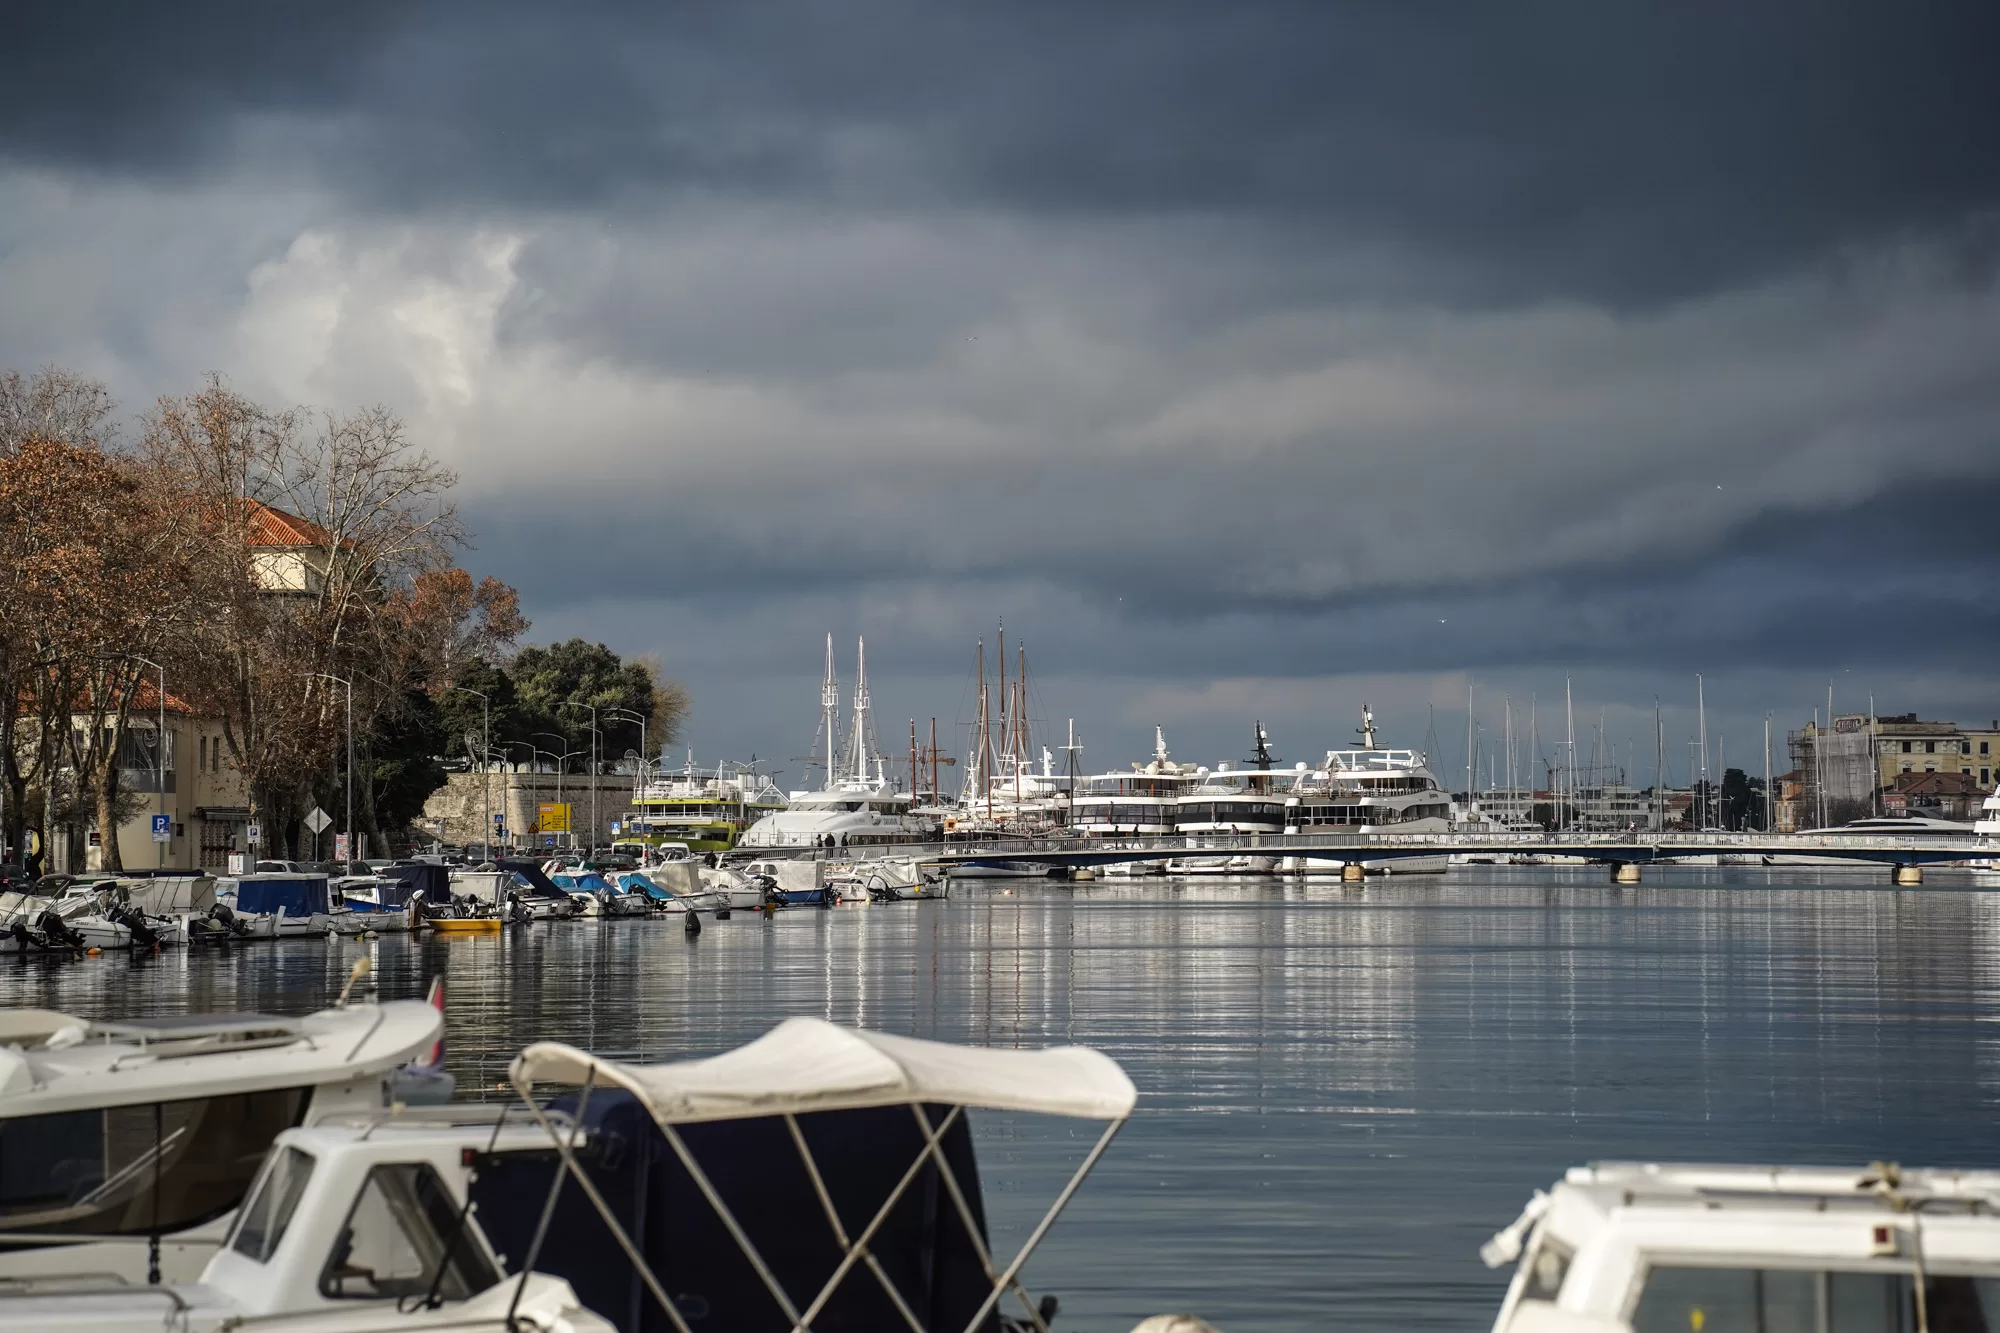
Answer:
507;1019;1137;1333
511;1016;1135;1123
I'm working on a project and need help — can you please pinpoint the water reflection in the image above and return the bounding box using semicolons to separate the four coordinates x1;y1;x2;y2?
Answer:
5;868;1999;1331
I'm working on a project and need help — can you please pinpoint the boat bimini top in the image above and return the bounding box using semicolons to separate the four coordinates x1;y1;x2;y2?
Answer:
507;1017;1137;1333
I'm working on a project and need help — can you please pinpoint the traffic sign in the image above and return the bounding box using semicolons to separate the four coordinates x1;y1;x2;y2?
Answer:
246;823;262;846
538;803;572;833
304;807;331;834
151;814;171;843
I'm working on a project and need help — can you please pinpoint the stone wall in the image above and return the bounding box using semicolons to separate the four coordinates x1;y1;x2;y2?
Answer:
420;770;641;851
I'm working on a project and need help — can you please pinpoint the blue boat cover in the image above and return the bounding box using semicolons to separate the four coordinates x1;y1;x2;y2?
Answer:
386;862;453;905
554;872;614;893
616;873;670;900
234;875;330;916
470;1091;1000;1333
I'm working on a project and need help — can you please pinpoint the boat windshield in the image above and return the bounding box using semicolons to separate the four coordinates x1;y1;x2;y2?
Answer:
319;1162;497;1301
1632;1266;2000;1333
0;1087;310;1238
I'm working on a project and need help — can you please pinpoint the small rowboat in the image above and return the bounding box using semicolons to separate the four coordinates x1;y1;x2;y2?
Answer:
429;916;503;934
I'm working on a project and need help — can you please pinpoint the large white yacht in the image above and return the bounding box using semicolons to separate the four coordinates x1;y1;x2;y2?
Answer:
1974;785;2000;837
1170;724;1298;875
1071;728;1201;838
737;636;940;852
1288;706;1454;874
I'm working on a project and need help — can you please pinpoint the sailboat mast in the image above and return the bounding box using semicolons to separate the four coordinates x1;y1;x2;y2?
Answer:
1696;673;1708;830
1763;714;1773;831
997;620;1008;770
1564;678;1575;833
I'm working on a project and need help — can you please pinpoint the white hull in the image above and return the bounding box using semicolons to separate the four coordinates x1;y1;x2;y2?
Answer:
1167;856;1278;876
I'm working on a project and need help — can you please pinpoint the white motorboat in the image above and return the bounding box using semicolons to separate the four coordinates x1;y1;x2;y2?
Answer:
0;989;445;1286
738;636;941;851
489;1016;1141;1333
450;862;584;921
0;1108;609;1332
218;872;335;937
1484;1159;2000;1333
550;870;651;917
1285;706;1455;875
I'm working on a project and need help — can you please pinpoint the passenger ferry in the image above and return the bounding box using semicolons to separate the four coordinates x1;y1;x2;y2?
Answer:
736;636;941;853
1287;706;1454;874
624;756;787;853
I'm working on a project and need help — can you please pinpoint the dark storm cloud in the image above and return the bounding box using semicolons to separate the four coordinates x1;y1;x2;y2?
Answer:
6;3;1998;304
4;2;1999;767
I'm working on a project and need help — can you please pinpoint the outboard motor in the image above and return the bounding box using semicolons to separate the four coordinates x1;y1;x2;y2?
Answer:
107;901;161;949
36;909;86;952
209;900;251;938
683;908;701;938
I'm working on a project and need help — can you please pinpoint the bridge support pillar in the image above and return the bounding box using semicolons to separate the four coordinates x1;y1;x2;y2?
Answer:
1893;865;1922;886
1072;867;1096;882
1613;863;1641;884
1341;863;1365;883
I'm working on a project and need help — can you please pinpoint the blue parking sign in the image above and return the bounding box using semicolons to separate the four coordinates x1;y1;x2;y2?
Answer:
150;814;171;843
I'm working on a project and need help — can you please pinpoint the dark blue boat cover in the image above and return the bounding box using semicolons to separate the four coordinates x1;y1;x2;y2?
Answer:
385;862;453;904
470;1091;1001;1333
233;875;329;916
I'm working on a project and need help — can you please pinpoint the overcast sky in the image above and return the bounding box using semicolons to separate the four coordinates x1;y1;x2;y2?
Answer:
4;3;1997;790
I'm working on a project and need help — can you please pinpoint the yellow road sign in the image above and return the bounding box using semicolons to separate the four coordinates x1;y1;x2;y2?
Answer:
537;802;572;833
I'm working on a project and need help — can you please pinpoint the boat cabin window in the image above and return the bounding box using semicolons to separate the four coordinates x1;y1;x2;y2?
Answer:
1632;1265;2000;1333
230;1145;315;1262
0;1087;309;1238
320;1162;498;1301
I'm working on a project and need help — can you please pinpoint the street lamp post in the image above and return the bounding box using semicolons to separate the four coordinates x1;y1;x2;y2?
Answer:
449;686;492;861
307;673;353;868
558;701;600;860
605;708;648;788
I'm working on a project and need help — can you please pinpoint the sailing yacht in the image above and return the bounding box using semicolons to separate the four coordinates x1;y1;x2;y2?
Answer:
737;636;941;852
1288;706;1454;875
953;628;1072;835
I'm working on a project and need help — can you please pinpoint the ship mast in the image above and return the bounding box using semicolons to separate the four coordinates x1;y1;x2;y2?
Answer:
819;632;841;790
850;636;872;784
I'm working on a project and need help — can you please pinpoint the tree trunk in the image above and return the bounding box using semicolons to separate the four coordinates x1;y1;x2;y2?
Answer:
94;762;124;872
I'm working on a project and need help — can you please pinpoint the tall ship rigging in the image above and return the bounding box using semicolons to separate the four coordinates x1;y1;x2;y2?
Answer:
737;635;941;851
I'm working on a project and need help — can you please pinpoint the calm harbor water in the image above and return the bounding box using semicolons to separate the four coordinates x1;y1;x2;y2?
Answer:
7;867;2000;1331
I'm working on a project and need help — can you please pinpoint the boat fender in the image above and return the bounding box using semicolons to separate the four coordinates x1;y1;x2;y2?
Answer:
684;910;701;938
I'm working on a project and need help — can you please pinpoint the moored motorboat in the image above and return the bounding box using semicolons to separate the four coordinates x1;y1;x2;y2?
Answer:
486;1016;1140;1332
0;1107;610;1332
0;989;445;1286
1484;1159;2000;1333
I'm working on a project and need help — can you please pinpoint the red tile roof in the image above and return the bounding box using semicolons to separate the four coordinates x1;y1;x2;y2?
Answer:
243;499;334;549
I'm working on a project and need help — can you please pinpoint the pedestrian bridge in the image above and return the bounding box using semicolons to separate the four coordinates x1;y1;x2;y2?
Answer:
899;830;1995;883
